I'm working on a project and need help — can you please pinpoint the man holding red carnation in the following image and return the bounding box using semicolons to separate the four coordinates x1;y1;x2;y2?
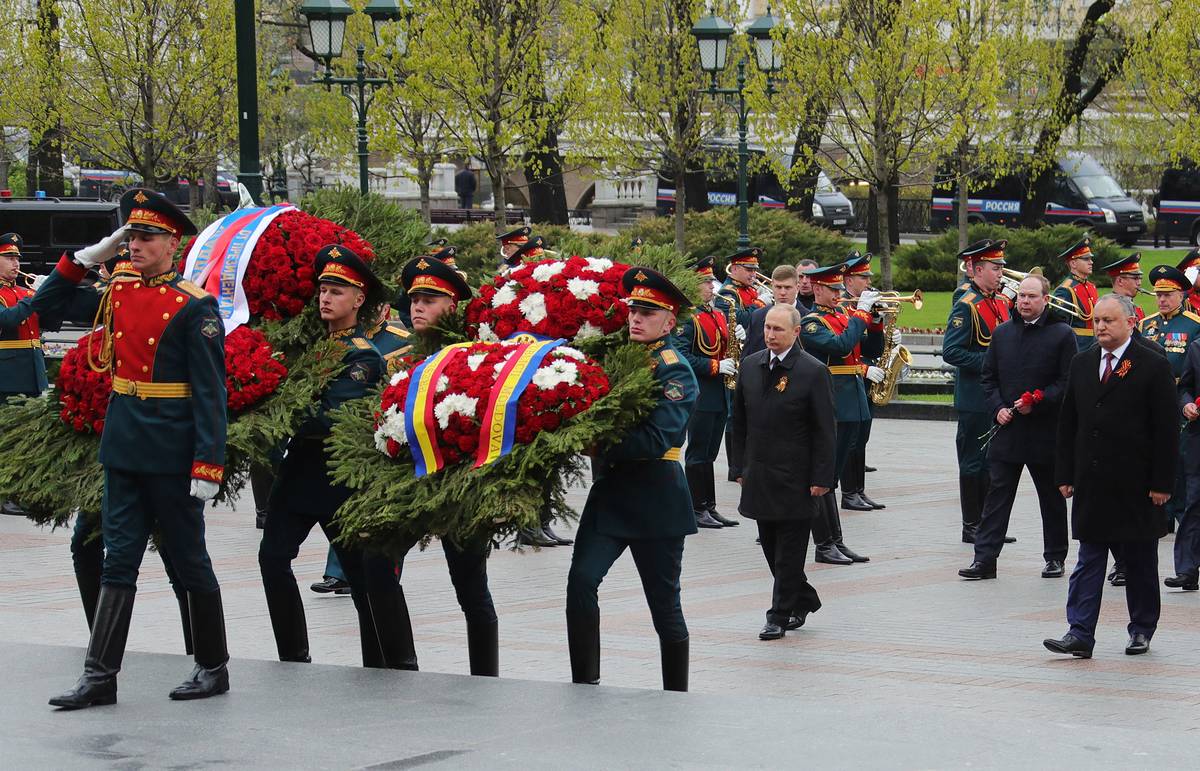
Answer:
959;274;1077;580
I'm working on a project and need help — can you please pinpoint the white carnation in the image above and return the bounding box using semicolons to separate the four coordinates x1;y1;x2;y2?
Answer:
584;257;613;272
389;370;409;386
491;283;518;308
374;428;389;454
374;405;408;456
556;346;586;361
466;353;487;371
532;262;566;282
573;321;603;341
567;277;600;301
434;393;479;429
477;322;499;342
437;375;450;393
519;292;548;325
532;359;579;390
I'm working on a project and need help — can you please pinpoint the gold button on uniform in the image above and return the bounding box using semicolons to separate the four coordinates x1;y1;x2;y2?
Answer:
115;331;123;339
176;296;184;303
142;365;149;373
162;313;169;320
147;337;155;345
159;287;167;294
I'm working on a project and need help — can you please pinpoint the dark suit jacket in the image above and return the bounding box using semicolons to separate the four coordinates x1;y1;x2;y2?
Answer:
743;301;807;359
1176;339;1200;457
1056;339;1178;542
730;342;836;521
980;308;1076;465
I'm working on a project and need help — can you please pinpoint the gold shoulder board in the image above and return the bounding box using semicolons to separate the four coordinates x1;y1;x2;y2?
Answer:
1184;311;1200;324
660;349;679;365
352;337;372;350
175;279;210;300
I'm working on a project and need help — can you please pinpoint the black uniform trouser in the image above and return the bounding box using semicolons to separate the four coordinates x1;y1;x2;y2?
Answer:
954;411;991;476
566;517;687;643
72;509;188;595
834;420;862;487
1175;460;1200;576
974;460;1068;564
101;468;219;593
393;534;497;625
842;406;875;494
685;409;726;467
757;518;821;625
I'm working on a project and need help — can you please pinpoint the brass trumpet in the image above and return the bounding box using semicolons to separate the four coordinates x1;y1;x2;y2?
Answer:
1136;286;1155;297
17;270;39;288
874;289;924;311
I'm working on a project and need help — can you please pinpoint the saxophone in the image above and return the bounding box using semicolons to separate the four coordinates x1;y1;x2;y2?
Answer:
868;307;910;406
724;302;739;390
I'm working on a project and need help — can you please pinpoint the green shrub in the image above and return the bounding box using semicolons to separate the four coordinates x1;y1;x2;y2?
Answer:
893;224;1121;291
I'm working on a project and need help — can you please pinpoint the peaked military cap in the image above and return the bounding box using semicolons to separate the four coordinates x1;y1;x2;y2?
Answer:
802;263;846;289
1102;253;1143;278
315;244;383;300
426;237;449;249
621;266;689;315
958;239;1006;266
725;246;762;267
0;232;22;256
1149;264;1192;293
496;226;531;245
429;246;458;268
1176;248;1200;274
119;188;197;237
1056;237;1094;263
402;254;472;301
506;235;546;266
691;255;716;279
843;251;874;277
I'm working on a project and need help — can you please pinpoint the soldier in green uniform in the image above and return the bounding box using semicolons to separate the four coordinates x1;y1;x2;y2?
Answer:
798;263;876;566
35;188;230;708
1139;264;1200;534
566;267;698;692
675;256;737;529
1052;238;1098;350
715;247;765;482
943;239;1013;545
0;233;47;405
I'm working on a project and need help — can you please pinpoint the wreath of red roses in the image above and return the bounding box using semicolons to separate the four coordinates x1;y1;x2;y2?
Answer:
225;326;288;413
374;341;610;465
465;255;630;342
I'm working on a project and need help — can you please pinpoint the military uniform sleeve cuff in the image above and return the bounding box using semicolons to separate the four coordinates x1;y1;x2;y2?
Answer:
191;461;224;483
56;253;88;284
710;359;720;376
848;309;873;323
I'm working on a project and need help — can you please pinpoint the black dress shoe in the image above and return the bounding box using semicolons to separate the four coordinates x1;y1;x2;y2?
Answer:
840;493;874;512
1125;633;1150;655
255;510;268;530
785;614;806;630
1043;634;1093;658
169;663;230;700
695;509;724;529
1164;573;1199;590
1109;570;1127;587
835;541;869;563
958;560;997;580
1041;560;1064;578
758;622;785;640
706;505;740;526
1;500;30;517
1003;536;1017;544
516;527;558;547
541;524;574;546
815;543;853;565
310;577;351;595
864;465;877;473
858;493;886;510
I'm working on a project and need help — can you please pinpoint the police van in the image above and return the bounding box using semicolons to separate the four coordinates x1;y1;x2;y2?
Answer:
931;152;1145;245
1155;161;1200;245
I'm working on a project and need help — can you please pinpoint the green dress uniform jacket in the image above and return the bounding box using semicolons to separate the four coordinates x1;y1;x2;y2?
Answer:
583;335;699;540
0;281;46;396
1139;307;1200;380
674;303;730;413
799;305;882;423
369;319;412;377
32;255;227;483
1052;276;1098;350
942;284;1012;413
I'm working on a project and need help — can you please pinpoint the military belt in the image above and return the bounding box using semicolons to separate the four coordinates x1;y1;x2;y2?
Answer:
828;364;865;376
661;447;682;462
0;339;41;350
111;376;192;399
1073;328;1095;336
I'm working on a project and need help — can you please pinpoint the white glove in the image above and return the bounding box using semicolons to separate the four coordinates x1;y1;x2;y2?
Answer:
75;227;127;268
890;328;902;346
189;479;220;501
758;288;774;306
999;282;1018;301
734;324;747;342
31;273;49;291
1186;266;1200;285
237;182;258;209
856;290;882;313
865;366;886;384
718;358;737;376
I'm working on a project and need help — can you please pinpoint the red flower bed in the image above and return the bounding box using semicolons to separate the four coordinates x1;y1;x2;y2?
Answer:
225;326;288;413
373;341;610;466
465;255;629;343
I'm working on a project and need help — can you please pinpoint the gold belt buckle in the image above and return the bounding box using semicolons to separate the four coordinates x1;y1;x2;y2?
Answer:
127;380;141;399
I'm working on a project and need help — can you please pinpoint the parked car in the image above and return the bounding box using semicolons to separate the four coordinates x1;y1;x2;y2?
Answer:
0;194;120;276
1155;161;1200;245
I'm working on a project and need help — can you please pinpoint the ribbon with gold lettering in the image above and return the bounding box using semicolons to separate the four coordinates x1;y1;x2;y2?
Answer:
404;342;473;477
474;337;565;468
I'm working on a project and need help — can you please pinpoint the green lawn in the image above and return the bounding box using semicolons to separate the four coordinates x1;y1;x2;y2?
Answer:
894;247;1187;331
894;392;954;404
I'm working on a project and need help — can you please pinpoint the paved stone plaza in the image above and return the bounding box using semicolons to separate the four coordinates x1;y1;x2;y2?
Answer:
2;418;1199;767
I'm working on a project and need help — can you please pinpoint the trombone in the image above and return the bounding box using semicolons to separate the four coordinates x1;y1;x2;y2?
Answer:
967;261;1090;321
752;271;773;295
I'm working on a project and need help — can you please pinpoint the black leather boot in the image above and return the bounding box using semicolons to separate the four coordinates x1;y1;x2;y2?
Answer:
688;465;723;528
169;589;230;700
249;464;274;530
960;474;981;544
660;636;689;692
811;494;852;565
704;463;739;526
516;526;558;547
174;588;194;656
263;581;311;663
466;619;500;677
369;588;419;670
827;492;869;563
49;585;135;709
567;614;601;685
75;562;102;632
540;519;573;546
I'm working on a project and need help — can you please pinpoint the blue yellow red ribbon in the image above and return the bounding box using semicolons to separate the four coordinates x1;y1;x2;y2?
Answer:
404;342;473;477
474;338;564;468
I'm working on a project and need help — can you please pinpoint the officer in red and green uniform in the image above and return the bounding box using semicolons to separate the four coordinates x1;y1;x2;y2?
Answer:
35;188;230;708
0;233;46;404
496;225;531;265
1052;238;1098;350
799;263;878;566
715;246;768;330
1102;253;1146;324
1176;249;1200;315
567;266;697;692
675;256;737;529
838;252;888;512
943;239;1012;544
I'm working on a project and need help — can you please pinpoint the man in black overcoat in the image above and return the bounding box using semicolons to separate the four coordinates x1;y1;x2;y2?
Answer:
1045;294;1178;658
959;275;1076;580
731;304;836;641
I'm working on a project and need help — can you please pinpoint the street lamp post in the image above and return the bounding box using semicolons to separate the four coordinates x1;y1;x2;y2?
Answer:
692;8;783;249
235;0;263;203
299;0;406;196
